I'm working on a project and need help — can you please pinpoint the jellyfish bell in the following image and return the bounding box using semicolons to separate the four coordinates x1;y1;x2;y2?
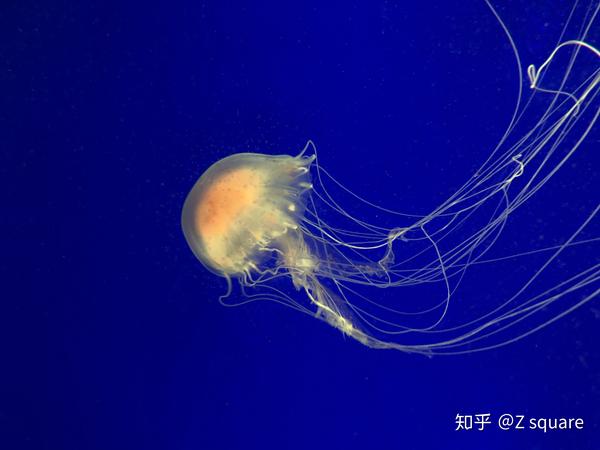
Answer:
181;151;317;283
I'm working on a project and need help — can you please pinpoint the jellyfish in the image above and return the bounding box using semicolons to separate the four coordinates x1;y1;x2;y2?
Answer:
181;4;600;355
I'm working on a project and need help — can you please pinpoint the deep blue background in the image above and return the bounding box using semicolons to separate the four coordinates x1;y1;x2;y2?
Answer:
1;1;598;449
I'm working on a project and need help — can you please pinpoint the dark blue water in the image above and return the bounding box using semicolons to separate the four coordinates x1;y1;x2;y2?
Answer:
2;1;598;449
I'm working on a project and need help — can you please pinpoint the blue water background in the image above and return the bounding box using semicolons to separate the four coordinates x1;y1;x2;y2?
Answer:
2;1;599;449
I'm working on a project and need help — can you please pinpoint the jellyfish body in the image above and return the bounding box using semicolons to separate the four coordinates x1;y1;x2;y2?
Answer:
182;152;317;285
